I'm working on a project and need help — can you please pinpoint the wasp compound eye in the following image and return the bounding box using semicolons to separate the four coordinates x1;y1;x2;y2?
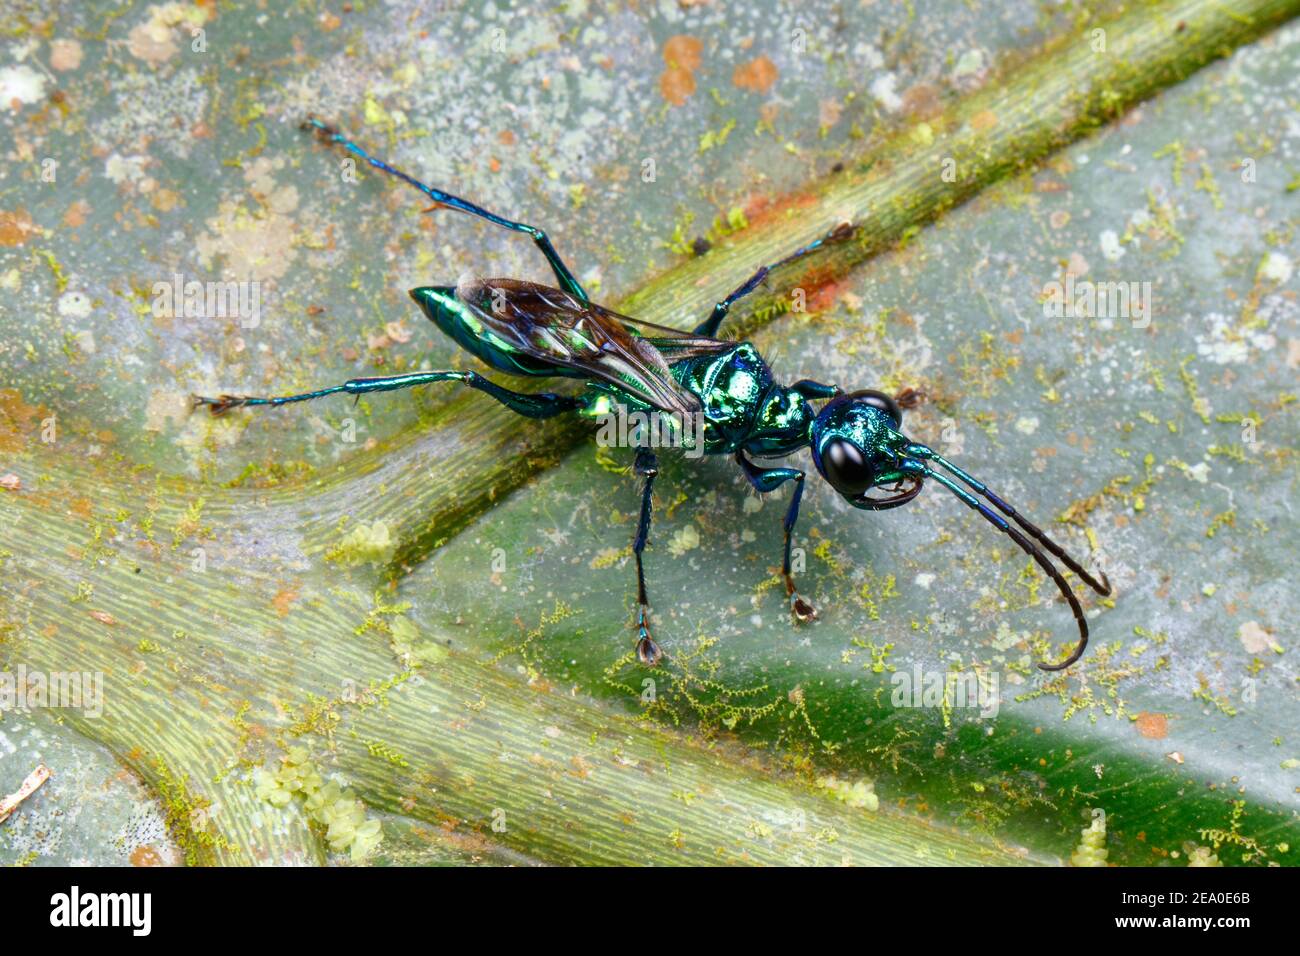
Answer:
851;389;903;427
821;438;876;496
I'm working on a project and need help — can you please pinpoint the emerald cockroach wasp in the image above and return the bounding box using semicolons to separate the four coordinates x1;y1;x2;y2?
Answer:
195;118;1111;671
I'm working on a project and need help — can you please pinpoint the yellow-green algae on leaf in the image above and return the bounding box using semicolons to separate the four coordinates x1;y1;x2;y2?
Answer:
254;747;382;863
1070;811;1108;867
1186;845;1223;867
1197;800;1271;864
327;519;395;566
817;775;880;812
153;758;234;866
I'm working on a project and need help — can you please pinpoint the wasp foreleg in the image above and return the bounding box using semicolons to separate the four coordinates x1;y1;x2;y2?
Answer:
693;222;854;337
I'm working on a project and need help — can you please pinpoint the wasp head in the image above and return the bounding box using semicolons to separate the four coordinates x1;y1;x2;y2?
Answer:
809;387;1111;671
810;390;921;509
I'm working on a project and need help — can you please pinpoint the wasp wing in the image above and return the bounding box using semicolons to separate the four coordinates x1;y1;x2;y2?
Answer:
600;312;736;363
456;277;719;417
570;302;737;361
637;335;735;363
586;314;734;365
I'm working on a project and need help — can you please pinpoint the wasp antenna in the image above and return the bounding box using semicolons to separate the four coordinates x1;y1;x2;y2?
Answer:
910;447;1110;597
915;463;1091;671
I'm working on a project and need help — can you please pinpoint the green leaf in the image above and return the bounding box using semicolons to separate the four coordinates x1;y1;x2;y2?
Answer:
1;0;1297;866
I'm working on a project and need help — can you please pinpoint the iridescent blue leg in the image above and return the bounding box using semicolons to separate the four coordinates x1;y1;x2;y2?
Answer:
736;452;817;621
302;117;588;303
693;222;853;337
193;370;584;419
631;447;662;665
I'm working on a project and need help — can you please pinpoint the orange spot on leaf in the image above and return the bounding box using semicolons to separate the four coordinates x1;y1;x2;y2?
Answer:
0;208;36;246
63;200;91;229
660;35;703;106
272;587;299;618
659;67;697;107
732;56;778;94
1135;711;1168;739
0;389;49;453
662;35;703;71
130;845;165;867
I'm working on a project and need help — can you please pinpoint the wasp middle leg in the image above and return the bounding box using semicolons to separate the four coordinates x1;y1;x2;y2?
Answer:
736;451;817;622
631;446;662;665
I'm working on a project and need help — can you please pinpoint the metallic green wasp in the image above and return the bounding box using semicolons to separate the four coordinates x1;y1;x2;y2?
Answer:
195;118;1111;670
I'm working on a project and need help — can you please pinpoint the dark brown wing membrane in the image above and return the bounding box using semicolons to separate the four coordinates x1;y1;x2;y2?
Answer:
641;336;735;362
586;302;734;362
456;277;713;417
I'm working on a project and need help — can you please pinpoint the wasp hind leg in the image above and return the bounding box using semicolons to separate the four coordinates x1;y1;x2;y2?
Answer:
301;117;588;303
736;451;817;622
193;370;585;419
631;447;662;665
